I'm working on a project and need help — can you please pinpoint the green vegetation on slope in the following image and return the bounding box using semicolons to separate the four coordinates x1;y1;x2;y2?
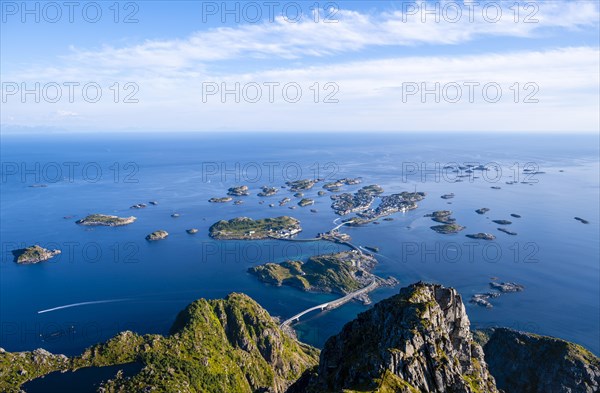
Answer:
209;216;301;239
0;293;318;393
248;251;368;295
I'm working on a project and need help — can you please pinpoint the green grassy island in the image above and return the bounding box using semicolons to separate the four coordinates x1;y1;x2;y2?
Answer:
209;216;301;239
248;251;377;295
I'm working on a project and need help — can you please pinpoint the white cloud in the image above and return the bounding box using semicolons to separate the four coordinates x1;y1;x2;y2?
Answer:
1;1;598;132
39;1;599;73
56;110;79;118
3;47;598;132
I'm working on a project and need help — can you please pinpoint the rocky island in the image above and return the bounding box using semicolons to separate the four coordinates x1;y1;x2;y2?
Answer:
12;245;61;264
227;185;249;196
146;230;168;241
248;250;392;303
426;210;465;234
425;210;455;223
298;198;314;207
431;223;465;234
470;292;501;308
476;208;490;214
466;233;496;240
490;281;524;292
497;227;517;236
75;214;136;226
286;179;319;192
322;177;362;191
208;197;233;203
492;219;512;225
209;216;301;239
257;186;278;197
470;280;524;308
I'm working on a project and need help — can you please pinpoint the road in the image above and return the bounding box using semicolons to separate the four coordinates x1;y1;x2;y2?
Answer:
280;280;379;327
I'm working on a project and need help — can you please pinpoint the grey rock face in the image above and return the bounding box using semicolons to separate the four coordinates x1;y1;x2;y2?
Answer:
301;282;498;392
478;328;600;393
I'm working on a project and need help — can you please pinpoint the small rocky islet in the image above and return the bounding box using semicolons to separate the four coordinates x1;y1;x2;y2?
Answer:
208;197;233;203
298;198;314;207
322;177;362;192
257;186;278;197
431;223;465;234
75;214;136;226
426;210;465;234
286;178;320;192
227;185;250;196
498;227;518;236
12;245;61;264
470;280;525;308
146;230;169;241
466;233;496;240
363;246;379;253
425;210;454;223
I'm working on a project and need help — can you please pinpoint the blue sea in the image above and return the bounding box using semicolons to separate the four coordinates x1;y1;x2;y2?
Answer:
1;132;599;359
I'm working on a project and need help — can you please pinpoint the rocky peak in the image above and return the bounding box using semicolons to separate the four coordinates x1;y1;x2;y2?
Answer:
297;282;498;392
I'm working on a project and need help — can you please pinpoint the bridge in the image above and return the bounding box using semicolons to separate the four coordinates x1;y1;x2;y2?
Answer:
280;280;379;327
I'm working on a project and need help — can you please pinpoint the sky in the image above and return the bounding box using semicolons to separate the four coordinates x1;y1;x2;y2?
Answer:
0;0;599;133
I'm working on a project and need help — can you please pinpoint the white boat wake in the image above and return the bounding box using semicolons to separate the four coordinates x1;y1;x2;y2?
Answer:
38;299;131;314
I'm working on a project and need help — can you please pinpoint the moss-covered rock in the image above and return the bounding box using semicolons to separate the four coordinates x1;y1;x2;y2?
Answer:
1;294;318;393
